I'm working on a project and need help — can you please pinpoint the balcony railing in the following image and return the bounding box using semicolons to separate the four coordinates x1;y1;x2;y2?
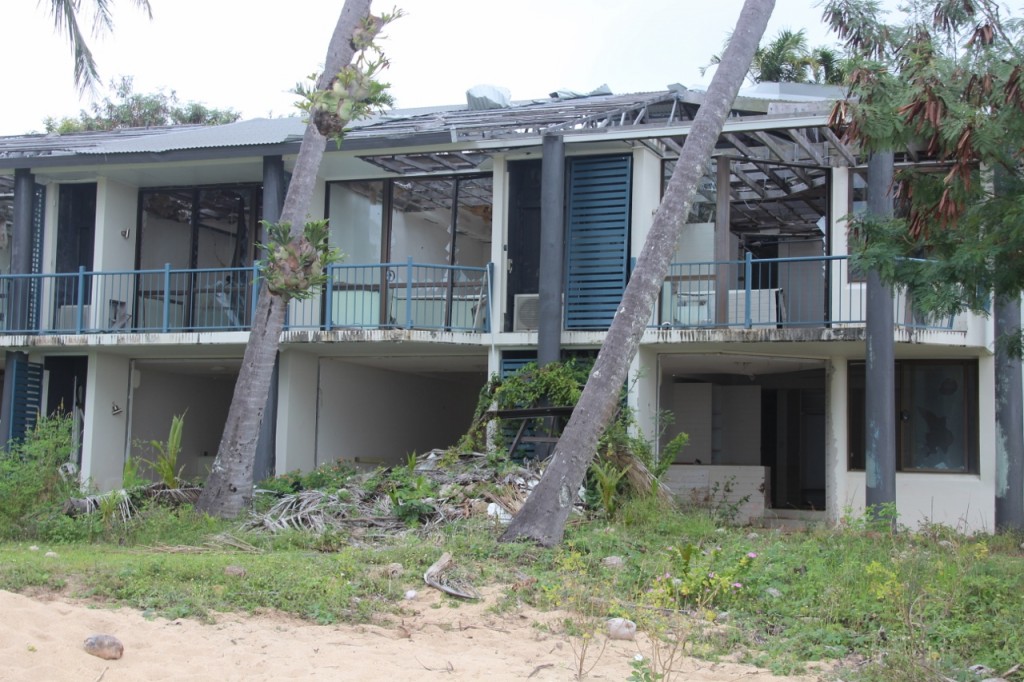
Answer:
655;254;960;332
0;260;493;335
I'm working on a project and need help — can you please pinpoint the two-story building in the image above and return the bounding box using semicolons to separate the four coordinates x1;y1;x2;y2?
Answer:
0;83;997;530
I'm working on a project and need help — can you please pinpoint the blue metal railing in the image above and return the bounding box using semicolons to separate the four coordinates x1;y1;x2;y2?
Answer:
655;253;959;332
290;258;491;332
0;260;491;336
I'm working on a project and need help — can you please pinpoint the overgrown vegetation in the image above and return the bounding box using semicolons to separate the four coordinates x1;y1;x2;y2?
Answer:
2;409;1022;680
0;414;77;540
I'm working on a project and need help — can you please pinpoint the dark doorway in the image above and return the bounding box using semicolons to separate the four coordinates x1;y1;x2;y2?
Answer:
505;160;542;332
55;184;96;308
44;356;87;417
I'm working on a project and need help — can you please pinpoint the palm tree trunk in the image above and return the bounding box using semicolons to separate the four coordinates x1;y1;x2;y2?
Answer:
196;0;373;518
499;0;776;546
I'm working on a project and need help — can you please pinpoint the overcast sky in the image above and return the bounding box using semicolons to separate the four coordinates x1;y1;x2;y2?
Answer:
1;0;879;136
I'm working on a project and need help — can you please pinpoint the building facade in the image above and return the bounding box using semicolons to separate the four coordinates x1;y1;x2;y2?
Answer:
0;85;998;530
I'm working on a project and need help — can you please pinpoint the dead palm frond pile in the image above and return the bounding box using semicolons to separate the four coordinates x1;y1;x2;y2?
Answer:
246;451;547;535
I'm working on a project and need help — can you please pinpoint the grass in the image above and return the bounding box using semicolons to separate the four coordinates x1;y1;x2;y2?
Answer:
1;497;1022;681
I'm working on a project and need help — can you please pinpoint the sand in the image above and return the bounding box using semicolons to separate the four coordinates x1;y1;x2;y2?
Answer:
0;588;824;681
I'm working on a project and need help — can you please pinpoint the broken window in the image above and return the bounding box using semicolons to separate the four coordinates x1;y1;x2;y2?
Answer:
847;360;979;473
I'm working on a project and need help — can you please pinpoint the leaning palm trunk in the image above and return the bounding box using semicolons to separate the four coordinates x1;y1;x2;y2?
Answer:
197;0;373;518
499;0;776;546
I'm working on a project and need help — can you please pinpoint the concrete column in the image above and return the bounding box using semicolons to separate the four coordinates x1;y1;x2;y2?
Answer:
537;134;565;367
81;353;131;491
864;151;896;519
275;350;319;473
825;357;849;525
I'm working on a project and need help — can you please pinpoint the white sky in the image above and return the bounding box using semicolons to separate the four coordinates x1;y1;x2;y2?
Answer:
0;0;873;136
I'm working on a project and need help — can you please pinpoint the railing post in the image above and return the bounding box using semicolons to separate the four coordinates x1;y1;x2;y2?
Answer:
76;266;86;333
250;264;260;327
162;263;171;333
405;257;413;329
487;262;494;333
744;252;753;329
324;264;334;330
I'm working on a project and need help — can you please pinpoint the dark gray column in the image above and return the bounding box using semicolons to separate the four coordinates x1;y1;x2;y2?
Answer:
714;158;732;325
262;155;285;224
253;156;286;479
10;168;35;329
995;297;1023;530
1;169;36;447
537;134;565;368
994;161;1024;530
864;151;896;520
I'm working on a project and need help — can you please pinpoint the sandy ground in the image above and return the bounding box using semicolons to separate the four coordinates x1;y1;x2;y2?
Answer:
0;588;825;681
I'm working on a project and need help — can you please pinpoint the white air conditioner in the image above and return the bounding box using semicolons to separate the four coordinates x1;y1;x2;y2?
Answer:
513;293;540;331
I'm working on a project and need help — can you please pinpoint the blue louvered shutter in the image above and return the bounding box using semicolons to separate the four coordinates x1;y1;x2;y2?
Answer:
564;156;632;330
5;355;43;442
499;351;538;459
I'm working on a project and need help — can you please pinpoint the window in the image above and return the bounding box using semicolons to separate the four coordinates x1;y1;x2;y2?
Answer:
848;360;979;473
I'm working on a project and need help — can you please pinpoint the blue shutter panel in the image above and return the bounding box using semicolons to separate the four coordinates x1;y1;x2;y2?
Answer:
565;156;632;330
5;355;43;442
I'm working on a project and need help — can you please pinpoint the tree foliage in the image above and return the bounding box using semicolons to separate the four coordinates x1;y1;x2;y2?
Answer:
44;76;241;133
826;0;1024;325
45;0;152;94
704;28;847;84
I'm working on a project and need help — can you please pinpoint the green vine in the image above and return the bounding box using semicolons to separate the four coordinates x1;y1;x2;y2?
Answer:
295;10;402;143
258;219;341;300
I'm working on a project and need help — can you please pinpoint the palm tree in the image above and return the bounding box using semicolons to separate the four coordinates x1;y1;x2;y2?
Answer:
45;0;153;94
498;0;776;547
703;28;846;85
751;28;810;82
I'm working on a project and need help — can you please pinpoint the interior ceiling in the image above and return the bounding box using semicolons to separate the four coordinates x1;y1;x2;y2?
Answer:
661;353;825;378
133;358;242;376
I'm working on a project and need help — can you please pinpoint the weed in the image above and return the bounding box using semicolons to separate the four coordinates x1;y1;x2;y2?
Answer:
589;454;629;519
140;412;186;487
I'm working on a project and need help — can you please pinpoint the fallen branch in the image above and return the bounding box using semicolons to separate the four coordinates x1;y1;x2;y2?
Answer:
423;552;480;600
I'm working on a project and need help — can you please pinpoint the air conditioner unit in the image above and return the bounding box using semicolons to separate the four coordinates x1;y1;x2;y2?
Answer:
513;293;540;332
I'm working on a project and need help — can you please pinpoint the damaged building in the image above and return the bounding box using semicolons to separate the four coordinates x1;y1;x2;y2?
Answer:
0;82;998;530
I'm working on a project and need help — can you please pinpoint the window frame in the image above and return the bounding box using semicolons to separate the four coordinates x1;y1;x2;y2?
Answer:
847;359;979;474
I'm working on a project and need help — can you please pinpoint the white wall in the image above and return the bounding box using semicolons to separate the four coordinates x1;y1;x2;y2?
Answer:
128;364;234;482
275;350;319;474
630;147;661;252
316;360;482;466
81;353;131;491
630;347;659;447
94;178;138;272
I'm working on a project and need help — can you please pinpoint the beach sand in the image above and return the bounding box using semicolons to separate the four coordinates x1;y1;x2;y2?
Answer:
0;588;824;681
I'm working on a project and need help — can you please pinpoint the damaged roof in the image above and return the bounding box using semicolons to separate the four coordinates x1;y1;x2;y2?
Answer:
0;85;859;237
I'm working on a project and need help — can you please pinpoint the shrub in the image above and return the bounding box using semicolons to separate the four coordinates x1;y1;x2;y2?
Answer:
0;414;77;539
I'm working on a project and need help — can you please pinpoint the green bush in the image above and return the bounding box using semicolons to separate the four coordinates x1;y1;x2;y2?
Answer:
0;414;77;540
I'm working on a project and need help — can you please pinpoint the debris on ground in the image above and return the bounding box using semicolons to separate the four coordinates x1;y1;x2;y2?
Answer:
246;450;553;535
423;552;481;600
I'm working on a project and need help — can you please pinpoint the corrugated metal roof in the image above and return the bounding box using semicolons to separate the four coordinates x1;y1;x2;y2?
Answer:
0;86;841;161
78;117;307;154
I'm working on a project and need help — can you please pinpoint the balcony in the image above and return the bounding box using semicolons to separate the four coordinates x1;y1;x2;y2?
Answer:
654;254;964;332
0;260;493;336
